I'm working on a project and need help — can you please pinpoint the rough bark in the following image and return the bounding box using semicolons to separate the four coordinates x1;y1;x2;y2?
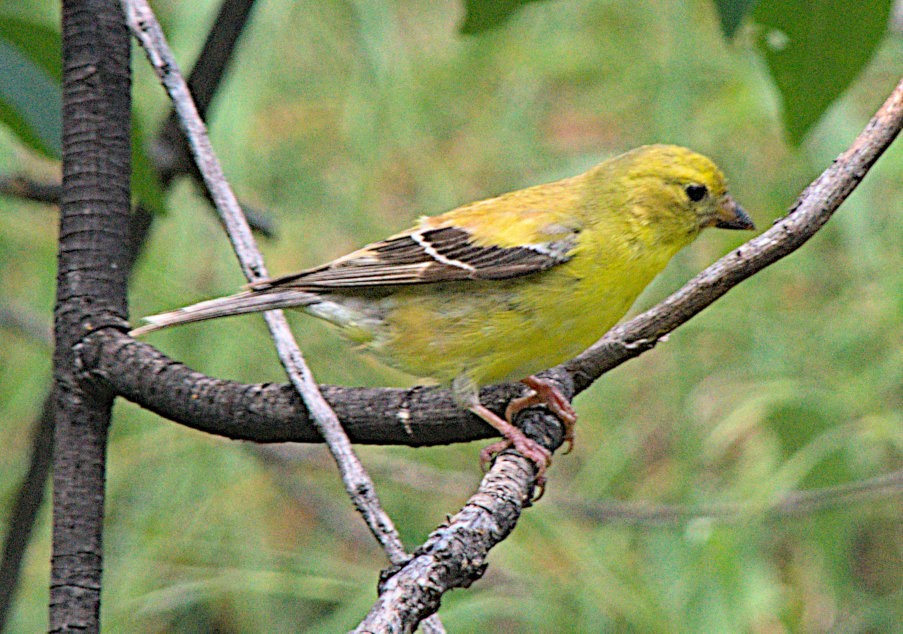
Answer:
51;0;131;630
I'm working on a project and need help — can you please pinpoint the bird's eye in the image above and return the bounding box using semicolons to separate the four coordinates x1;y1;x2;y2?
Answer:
684;183;708;202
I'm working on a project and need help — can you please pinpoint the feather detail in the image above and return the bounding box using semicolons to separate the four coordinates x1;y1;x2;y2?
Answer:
251;226;578;291
129;289;318;336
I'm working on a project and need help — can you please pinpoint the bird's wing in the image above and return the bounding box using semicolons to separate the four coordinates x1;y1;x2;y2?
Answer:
251;225;578;291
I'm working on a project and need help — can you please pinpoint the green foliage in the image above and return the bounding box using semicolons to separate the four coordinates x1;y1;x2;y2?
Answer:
459;0;548;34
0;17;61;159
131;113;167;215
713;0;759;38
1;0;901;632
753;0;894;144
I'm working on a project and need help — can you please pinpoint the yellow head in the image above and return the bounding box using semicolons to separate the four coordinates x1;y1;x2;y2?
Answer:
589;144;754;248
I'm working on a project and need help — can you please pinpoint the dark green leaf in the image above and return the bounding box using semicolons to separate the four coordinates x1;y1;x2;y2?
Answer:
0;15;61;81
753;0;893;144
459;0;548;35
131;112;166;216
0;36;61;159
713;0;759;38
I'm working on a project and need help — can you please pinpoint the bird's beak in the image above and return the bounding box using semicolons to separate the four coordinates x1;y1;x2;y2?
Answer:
713;194;755;230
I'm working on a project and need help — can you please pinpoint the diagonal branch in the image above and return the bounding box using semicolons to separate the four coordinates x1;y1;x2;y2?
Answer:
565;77;903;390
121;2;445;631
354;78;903;631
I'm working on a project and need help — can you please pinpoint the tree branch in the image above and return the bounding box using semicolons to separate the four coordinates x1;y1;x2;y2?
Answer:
51;0;132;630
0;2;276;237
570;469;903;525
152;0;257;185
0;175;62;205
80;328;520;444
82;79;903;451
70;10;900;626
354;78;903;631
1;3;261;627
0;396;54;630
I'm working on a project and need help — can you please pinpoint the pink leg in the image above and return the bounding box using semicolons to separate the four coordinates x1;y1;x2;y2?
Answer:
471;403;551;487
504;376;578;453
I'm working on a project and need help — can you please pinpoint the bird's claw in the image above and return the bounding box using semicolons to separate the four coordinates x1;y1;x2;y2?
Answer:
480;433;551;500
507;376;578;452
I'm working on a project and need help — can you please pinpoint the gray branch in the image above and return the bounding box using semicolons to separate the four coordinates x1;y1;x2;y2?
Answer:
356;79;903;631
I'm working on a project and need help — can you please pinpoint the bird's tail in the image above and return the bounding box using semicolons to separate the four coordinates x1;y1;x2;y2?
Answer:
130;289;318;337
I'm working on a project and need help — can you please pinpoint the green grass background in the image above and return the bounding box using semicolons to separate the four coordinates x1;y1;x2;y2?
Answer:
1;1;901;631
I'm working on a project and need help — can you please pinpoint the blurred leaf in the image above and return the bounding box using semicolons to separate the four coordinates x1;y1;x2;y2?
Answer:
713;0;759;38
459;0;547;35
0;15;61;81
0;35;61;159
753;0;893;144
131;112;166;215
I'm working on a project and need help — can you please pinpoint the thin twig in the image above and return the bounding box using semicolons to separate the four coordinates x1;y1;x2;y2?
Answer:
0;175;62;205
0;173;276;237
121;2;445;631
570;469;903;525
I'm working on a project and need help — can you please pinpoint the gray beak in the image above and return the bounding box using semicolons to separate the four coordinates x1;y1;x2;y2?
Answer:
714;194;755;230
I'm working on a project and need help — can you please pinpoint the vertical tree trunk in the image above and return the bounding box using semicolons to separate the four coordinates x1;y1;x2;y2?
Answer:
51;0;131;630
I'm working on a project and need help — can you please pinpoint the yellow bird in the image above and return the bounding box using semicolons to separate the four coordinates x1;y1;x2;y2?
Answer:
132;145;754;482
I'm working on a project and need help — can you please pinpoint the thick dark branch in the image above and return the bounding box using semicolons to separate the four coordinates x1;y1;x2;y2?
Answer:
1;3;259;628
52;0;132;630
80;328;522;445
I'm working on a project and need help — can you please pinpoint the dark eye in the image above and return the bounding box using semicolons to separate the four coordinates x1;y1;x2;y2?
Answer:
684;183;708;202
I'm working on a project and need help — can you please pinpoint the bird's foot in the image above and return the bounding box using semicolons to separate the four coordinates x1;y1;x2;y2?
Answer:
471;404;552;494
505;375;578;453
479;435;550;499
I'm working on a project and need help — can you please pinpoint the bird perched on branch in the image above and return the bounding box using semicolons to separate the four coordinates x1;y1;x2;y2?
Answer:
132;145;754;486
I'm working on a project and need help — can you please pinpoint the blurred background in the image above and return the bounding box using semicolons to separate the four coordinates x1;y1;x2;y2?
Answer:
1;0;901;631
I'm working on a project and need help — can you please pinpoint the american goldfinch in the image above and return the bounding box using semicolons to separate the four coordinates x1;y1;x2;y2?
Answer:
132;145;754;481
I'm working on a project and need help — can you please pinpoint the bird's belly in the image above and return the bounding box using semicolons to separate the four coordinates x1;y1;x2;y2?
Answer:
363;276;636;386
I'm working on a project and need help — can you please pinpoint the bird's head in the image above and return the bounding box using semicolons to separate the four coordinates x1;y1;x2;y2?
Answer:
608;144;755;246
